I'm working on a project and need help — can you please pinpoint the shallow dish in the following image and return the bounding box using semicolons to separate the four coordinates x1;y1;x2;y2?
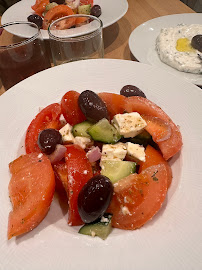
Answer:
1;0;128;39
0;59;201;270
129;13;202;85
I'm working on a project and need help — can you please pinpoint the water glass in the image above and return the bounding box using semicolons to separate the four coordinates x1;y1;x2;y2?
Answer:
0;21;51;90
48;14;104;66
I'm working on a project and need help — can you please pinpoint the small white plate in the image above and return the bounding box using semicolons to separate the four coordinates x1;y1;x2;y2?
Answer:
129;13;202;85
1;0;128;39
0;59;201;270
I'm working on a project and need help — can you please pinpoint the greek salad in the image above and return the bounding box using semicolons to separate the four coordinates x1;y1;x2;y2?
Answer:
7;86;182;240
27;0;101;30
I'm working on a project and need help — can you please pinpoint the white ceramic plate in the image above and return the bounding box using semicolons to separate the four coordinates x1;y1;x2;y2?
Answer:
0;59;201;270
1;0;128;39
129;13;202;86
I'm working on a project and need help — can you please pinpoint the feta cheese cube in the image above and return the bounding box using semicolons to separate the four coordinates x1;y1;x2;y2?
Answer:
101;143;127;161
74;136;92;149
59;123;74;143
126;142;146;162
112;112;147;138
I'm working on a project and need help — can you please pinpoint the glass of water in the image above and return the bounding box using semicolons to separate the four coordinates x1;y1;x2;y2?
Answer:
48;14;104;66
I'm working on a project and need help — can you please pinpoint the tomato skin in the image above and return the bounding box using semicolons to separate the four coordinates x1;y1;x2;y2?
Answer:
61;90;86;126
43;5;75;30
139;145;172;188
25;103;62;154
65;144;93;226
80;0;94;5
8;153;55;239
32;0;49;16
124;96;182;160
98;92;127;120
108;164;168;230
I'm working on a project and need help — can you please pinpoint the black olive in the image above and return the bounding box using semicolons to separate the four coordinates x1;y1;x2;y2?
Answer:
191;35;202;53
50;0;65;4
27;14;43;28
37;128;62;155
77;175;113;223
78;90;109;122
120;85;146;98
90;5;102;17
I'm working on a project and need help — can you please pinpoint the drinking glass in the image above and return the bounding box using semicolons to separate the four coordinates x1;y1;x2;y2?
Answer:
48;14;104;66
0;21;51;90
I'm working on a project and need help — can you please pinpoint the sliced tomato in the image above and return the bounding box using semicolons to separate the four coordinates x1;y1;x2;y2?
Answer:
25;103;62;154
142;115;172;142
108;164;168;230
32;0;49;16
65;144;93;226
53;160;68;193
61;90;86;126
8;153;55;239
139;145;172;188
124;96;182;160
98;92;127;120
43;5;75;30
80;0;93;5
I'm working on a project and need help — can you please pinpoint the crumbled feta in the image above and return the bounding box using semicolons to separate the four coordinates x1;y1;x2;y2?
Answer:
74;136;91;149
59;123;74;143
112;112;147;138
37;153;43;158
126;142;146;162
101;216;109;223
101;143;127;161
121;206;132;216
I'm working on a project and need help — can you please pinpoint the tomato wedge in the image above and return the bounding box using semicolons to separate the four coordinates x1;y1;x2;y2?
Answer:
65;145;93;226
53;161;68;193
32;0;49;16
142;115;172;142
98;92;127;120
8;153;55;239
61;90;86;126
25;103;62;154
108;164;168;230
124;96;182;160
43;5;75;30
139;145;172;188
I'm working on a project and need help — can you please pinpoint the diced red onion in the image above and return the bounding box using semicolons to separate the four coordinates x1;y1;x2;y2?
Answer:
86;146;101;163
48;144;67;164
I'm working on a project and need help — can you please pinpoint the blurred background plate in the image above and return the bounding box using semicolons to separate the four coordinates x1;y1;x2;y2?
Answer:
129;13;202;86
1;0;128;39
0;59;201;270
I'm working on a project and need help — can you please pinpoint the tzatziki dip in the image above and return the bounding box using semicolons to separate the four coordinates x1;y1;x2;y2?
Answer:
156;24;202;74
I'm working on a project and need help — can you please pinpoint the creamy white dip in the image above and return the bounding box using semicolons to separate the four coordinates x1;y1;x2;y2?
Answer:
156;24;202;74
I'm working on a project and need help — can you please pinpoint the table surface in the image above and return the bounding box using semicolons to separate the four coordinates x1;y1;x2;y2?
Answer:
0;0;194;95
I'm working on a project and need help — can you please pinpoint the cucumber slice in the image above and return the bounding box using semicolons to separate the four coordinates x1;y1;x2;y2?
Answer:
72;121;93;138
87;118;121;144
79;213;112;240
101;160;136;183
78;4;91;15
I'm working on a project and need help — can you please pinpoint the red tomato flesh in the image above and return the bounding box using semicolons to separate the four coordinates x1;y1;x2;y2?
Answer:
65;145;93;226
124;96;182;160
139;145;172;188
25;103;61;154
80;0;94;5
108;164;168;230
98;92;127;120
61;91;86;126
8;153;55;239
